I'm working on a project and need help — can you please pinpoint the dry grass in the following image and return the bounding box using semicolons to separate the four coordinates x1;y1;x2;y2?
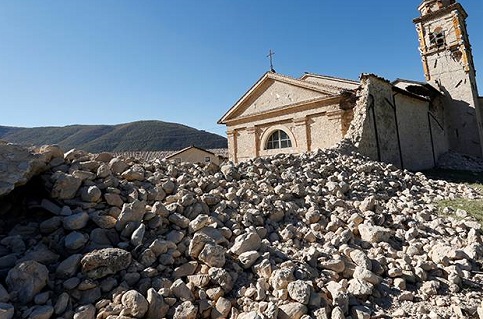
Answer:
423;169;483;225
437;197;483;224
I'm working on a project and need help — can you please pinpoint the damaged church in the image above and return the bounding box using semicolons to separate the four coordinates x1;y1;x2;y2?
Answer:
218;0;483;171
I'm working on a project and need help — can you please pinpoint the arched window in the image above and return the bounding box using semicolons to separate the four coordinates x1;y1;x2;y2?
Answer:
266;130;292;149
429;26;445;48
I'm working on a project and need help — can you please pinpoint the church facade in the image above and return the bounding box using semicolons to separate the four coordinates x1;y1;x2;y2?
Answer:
218;0;483;171
218;72;359;163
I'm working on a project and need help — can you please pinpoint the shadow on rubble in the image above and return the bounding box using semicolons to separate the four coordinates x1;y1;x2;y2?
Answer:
421;168;483;185
0;176;52;235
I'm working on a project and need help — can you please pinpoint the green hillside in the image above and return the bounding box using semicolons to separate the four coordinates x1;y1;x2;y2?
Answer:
0;121;227;153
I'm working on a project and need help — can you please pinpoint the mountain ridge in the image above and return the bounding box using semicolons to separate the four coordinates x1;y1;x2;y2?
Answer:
0;120;227;153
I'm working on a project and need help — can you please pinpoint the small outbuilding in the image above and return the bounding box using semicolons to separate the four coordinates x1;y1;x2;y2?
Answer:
165;146;226;165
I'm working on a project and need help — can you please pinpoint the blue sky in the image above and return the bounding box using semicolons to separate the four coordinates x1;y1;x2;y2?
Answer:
1;1;482;136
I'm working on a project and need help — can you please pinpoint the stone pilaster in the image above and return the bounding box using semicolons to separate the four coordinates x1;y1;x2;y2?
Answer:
293;117;309;152
226;130;238;163
246;126;259;158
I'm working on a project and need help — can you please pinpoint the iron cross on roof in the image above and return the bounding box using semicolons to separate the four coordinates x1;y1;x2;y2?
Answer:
267;49;276;73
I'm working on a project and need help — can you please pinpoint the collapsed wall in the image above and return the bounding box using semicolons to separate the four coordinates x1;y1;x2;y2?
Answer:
343;75;448;171
339;76;371;153
0;143;482;319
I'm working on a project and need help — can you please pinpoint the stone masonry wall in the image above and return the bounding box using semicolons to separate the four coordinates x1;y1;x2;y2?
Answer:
418;6;483;157
395;93;432;169
345;75;448;171
346;76;402;168
227;101;347;164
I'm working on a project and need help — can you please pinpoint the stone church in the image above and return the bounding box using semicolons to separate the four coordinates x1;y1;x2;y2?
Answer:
218;0;483;171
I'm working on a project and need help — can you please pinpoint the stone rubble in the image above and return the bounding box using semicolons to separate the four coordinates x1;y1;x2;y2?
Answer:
0;141;51;197
0;143;481;319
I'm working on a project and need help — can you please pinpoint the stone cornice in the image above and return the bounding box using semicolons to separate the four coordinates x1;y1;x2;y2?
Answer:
413;3;467;23
222;96;342;127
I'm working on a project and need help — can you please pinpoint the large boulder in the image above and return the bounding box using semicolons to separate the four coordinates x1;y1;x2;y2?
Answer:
229;228;262;256
146;288;169;319
358;223;392;243
6;260;49;304
0;142;47;197
173;301;198;319
80;248;132;279
116;200;146;230
278;302;307;319
51;172;82;200
121;290;149;318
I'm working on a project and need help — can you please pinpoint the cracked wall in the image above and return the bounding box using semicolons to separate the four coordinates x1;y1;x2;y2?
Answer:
345;75;448;171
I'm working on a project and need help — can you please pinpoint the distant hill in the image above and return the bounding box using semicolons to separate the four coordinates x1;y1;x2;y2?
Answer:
0;120;227;153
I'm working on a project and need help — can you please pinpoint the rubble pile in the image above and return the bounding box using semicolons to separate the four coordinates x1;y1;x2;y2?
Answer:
0;143;482;319
0;140;48;197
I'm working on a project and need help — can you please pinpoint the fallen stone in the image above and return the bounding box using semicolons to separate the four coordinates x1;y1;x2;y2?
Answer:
146;288;169;319
80;186;102;203
239;251;260;269
0;143;47;197
198;243;226;268
121;290;149;318
121;165;145;181
230;229;262;256
278;302;307;319
0;303;14;319
6;260;49;304
56;254;83;279
105;193;124;207
73;304;96;319
109;158;129;175
0;284;9;303
171;279;194;301
237;311;263;319
65;231;89;250
29;305;54;319
63;212;90;230
51;173;82;200
212;296;232;318
40;199;62;215
116;200;146;230
347;279;373;297
173;301;198;319
54;292;70;315
353;266;382;285
81;248;132;279
358;223;392;243
287;280;312;305
351;306;371;319
0;144;482;319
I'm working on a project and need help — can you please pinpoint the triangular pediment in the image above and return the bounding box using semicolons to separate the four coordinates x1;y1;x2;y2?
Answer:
219;72;335;124
300;73;360;93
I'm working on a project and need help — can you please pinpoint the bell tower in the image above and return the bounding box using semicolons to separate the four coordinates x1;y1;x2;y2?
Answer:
414;0;483;157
